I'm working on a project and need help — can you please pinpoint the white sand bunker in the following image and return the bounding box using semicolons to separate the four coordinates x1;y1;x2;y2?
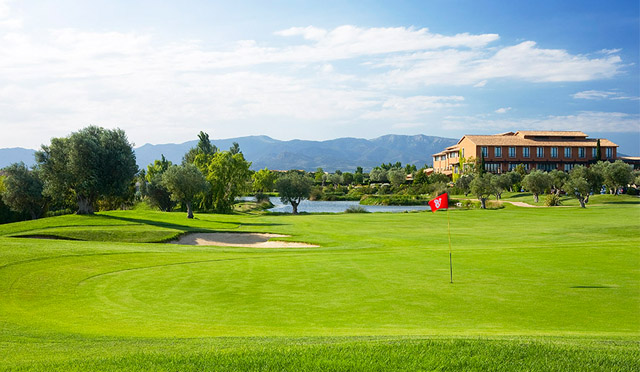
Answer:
170;232;318;248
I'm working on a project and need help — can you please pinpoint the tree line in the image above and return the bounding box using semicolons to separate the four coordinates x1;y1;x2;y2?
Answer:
1;126;638;221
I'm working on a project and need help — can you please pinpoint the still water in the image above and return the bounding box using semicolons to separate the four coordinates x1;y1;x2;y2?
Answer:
242;197;429;213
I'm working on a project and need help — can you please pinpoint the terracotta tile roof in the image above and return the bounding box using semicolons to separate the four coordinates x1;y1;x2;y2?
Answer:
515;130;588;138
460;135;617;147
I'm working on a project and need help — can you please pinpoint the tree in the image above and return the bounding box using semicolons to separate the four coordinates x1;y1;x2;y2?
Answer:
314;167;325;185
388;168;406;186
275;172;313;214
549;169;569;195
354;168;364;185
595;139;602;162
413;168;429;185
145;155;175;211
329;173;343;186
36;126;138;214
563;173;591;208
342;172;354;185
252;168;276;192
479;153;486;175
506;170;523;192
603;160;633;195
206;151;252;213
470;173;494;209
522;170;551;203
1;163;46;219
570;165;602;203
229;142;241;155
183;131;217;164
369;167;388;183
455;174;474;196
491;173;511;200
161;164;209;218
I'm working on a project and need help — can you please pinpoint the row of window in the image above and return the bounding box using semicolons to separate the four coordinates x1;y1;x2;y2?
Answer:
481;146;613;159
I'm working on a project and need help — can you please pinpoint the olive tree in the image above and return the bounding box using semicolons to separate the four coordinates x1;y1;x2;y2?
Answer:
35;126;138;214
470;173;494;209
455;174;474;196
522;170;551;203
275;172;313;214
563;172;591;208
491;173;512;200
1;162;46;219
549;169;569;196
161;164;209;219
388;168;406;186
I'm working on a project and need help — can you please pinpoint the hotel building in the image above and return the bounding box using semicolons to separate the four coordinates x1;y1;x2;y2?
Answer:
432;131;618;175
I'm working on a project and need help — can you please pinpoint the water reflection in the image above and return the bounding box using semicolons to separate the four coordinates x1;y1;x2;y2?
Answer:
240;197;429;213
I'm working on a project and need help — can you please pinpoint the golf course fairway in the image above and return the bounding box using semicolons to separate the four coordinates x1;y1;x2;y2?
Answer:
0;196;638;371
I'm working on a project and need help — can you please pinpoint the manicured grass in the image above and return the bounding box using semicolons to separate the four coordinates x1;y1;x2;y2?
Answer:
0;201;638;370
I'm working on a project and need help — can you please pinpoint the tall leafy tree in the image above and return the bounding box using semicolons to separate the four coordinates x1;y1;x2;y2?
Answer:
161;164;209;219
252;168;276;192
275;172;313;214
206;151;252;213
145;155;175;211
183;131;217;164
36;126;137;214
1;163;47;219
522;170;551;203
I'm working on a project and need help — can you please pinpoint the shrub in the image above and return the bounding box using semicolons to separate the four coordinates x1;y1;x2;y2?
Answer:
345;205;369;213
544;194;562;207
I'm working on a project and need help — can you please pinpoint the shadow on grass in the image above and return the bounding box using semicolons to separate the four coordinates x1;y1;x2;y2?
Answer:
101;214;286;233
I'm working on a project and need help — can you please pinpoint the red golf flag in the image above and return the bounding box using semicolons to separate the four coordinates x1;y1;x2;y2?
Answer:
429;193;448;212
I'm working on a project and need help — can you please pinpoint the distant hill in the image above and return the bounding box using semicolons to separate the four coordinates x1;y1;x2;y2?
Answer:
0;134;458;172
135;134;458;172
0;148;37;168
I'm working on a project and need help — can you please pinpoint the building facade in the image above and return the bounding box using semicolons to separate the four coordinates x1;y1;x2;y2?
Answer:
432;131;618;175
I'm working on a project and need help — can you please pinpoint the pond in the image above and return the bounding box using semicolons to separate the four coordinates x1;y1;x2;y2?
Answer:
240;197;430;214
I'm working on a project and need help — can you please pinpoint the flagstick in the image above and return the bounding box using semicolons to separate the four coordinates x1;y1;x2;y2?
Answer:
447;208;453;283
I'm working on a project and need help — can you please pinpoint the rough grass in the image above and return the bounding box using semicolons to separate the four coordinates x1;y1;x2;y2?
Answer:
0;200;638;370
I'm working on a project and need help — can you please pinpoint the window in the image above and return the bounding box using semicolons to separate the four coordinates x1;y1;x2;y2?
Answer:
536;147;544;158
495;147;502;157
536;163;555;171
564;164;575;171
551;147;558;158
509;147;516;158
606;147;613;158
564;147;571;158
461;148;465;157
508;163;528;171
592;147;597;158
481;147;488;157
485;163;501;173
578;147;585;158
523;147;530;158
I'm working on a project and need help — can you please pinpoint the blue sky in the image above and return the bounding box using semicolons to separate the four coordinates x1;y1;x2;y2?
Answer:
1;0;638;153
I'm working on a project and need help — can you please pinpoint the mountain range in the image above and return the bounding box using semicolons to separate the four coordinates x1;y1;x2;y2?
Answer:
0;134;457;172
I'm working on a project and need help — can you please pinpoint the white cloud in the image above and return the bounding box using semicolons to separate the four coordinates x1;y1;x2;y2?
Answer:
495;107;511;114
373;41;622;87
0;20;632;148
572;90;639;101
443;111;640;133
362;95;464;120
